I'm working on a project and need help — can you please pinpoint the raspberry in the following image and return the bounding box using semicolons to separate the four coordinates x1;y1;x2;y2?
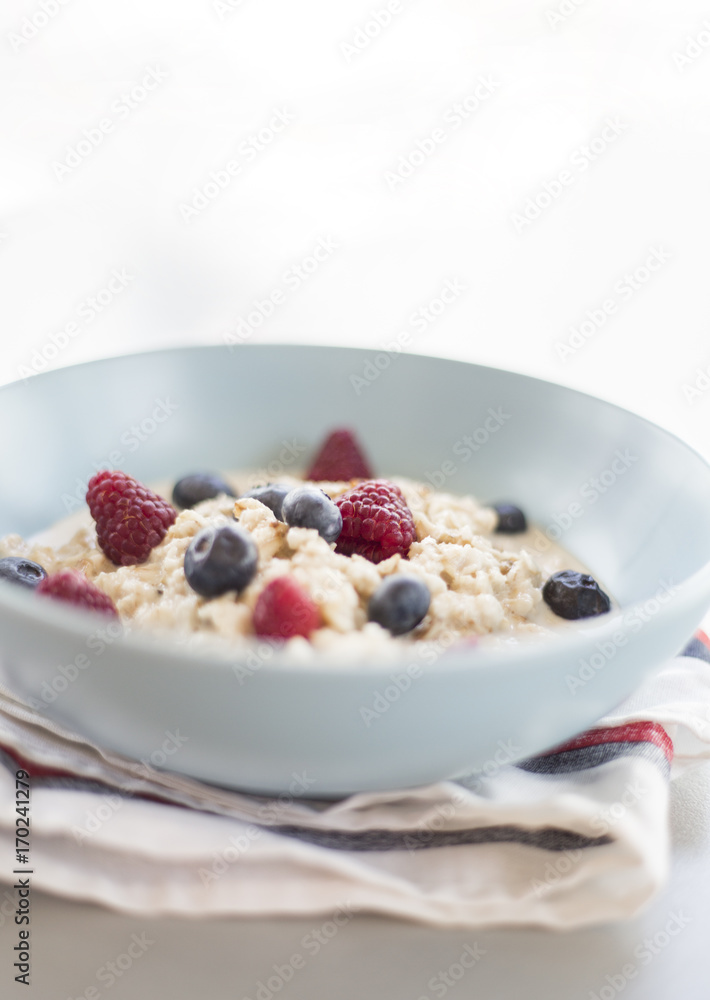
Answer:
87;470;176;566
335;480;416;564
253;576;321;640
306;428;373;482
37;570;118;618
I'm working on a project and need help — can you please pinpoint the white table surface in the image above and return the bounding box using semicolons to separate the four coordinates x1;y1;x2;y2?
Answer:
2;0;710;995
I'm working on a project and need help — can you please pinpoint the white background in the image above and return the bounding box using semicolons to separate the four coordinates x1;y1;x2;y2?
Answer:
2;0;710;459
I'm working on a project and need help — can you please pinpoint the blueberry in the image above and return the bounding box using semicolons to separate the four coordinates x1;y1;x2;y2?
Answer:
241;484;291;521
172;473;236;509
368;575;431;636
184;524;258;598
493;503;527;533
542;570;611;620
281;486;343;544
0;556;47;590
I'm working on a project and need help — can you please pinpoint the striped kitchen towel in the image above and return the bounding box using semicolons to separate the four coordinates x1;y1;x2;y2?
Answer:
0;633;709;929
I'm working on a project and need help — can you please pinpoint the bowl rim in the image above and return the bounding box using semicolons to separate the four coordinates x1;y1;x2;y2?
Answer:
1;342;710;679
0;572;705;680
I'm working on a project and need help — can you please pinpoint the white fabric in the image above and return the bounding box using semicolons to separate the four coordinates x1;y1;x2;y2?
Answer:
1;648;709;928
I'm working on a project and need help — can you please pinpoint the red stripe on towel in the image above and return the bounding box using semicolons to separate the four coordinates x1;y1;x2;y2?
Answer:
539;721;673;763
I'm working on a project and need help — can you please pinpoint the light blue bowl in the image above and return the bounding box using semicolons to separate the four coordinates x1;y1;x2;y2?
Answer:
1;345;710;796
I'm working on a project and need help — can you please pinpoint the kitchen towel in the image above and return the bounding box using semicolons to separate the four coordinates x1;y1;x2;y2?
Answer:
1;634;710;930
